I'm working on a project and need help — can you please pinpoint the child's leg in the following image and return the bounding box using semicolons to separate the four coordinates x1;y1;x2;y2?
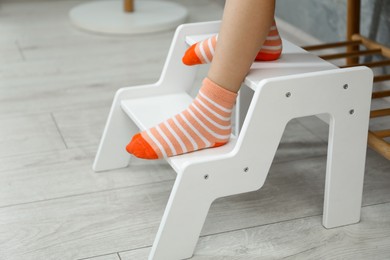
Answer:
207;0;275;93
182;19;282;66
127;0;275;159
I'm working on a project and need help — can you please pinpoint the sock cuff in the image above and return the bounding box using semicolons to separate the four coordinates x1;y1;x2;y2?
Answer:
201;78;238;109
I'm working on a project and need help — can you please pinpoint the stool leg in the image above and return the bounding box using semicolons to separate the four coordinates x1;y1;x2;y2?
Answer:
323;112;369;228
93;95;136;172
237;85;254;134
149;172;214;260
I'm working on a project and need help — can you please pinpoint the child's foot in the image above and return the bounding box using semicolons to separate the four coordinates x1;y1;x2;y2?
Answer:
254;22;283;61
182;20;282;66
126;78;237;159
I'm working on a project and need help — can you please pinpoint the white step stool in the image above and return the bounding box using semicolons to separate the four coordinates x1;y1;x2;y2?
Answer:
93;21;373;260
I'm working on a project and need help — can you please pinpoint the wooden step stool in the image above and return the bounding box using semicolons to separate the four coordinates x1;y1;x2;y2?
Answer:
93;21;373;260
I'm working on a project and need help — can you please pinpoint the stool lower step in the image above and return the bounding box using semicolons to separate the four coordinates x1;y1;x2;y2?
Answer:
121;92;193;130
121;91;237;172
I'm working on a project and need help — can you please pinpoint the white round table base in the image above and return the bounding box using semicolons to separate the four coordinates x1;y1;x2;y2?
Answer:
69;0;188;35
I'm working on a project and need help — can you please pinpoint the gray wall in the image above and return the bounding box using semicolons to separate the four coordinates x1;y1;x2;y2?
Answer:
276;0;390;45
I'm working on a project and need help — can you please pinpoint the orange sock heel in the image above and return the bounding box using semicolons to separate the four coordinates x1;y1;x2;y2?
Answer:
255;21;282;61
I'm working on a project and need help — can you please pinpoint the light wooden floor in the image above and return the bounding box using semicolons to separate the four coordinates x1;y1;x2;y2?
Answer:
1;1;390;260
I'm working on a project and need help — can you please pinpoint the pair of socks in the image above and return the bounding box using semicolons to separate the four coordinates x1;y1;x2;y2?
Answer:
127;20;282;159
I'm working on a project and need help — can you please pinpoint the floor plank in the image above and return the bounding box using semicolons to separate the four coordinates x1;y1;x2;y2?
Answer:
1;0;389;259
295;115;329;142
0;146;175;207
121;203;390;260
0;52;162;117
0;181;172;260
193;203;390;260
0;0;223;117
82;253;120;260
274;119;327;163
1;155;389;260
119;248;150;260
0;116;329;207
0;112;66;157
0;41;23;63
52;106;109;148
361;149;390;205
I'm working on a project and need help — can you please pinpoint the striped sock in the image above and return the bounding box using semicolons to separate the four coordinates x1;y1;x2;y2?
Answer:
182;19;282;66
126;78;237;159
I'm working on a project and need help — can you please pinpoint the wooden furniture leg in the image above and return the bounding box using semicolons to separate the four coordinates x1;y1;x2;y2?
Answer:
347;0;361;65
124;0;134;12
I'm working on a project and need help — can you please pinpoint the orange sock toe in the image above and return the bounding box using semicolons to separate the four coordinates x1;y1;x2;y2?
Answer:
182;44;202;65
126;133;159;159
255;51;281;61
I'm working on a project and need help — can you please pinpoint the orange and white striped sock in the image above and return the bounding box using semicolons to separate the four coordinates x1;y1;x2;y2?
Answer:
126;78;237;159
182;19;282;66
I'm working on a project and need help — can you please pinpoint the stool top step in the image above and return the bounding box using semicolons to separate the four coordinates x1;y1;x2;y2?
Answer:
186;35;337;90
